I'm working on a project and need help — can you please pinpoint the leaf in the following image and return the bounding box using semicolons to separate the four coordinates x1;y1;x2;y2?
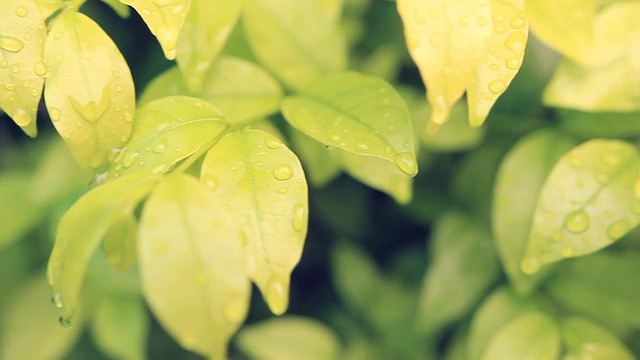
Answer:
290;130;341;187
47;173;160;326
0;0;46;137
521;140;640;274
492;129;577;294
91;294;148;360
396;0;528;126
558;109;640;139
101;0;131;17
481;312;560;360
282;71;418;176
176;0;243;93
104;96;227;182
560;317;634;360
103;213;138;273
242;0;347;90
0;172;44;252
44;11;135;170
34;0;85;19
416;212;499;334
419;102;485;153
119;0;189;59
200;129;307;315
236;316;342;360
139;174;250;359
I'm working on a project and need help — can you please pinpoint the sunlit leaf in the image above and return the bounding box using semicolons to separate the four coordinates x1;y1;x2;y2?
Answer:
44;11;135;170
290;130;341;187
176;0;242;93
119;0;189;59
242;0;347;90
200;129;307;315
34;0;85;19
0;0;46;137
103;213;138;273
91;294;148;360
101;0;131;17
521;140;640;274
481;312;560;360
139;174;250;359
104;96;227;182
282;71;418;176
561;317;634;360
493;129;577;294
47;173;160;326
236;316;342;360
396;0;528;126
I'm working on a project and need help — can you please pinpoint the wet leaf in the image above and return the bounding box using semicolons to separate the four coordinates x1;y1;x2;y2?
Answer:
396;0;528;126
521;140;640;274
282;71;418;176
236;316;342;360
560;317;634;360
492;129;577;294
119;0;189;59
176;0;242;93
101;0;131;17
47;173;160;326
242;0;347;90
104;213;138;273
139;174;250;359
0;0;46;137
44;11;135;170
105;96;227;182
91;294;148;360
200;129;307;315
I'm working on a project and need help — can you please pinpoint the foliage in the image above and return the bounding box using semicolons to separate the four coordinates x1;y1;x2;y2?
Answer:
1;0;640;359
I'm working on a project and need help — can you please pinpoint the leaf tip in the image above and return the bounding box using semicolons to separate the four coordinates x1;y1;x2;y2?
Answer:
265;274;289;315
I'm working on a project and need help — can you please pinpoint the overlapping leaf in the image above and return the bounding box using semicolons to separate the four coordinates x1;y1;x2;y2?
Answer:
561;317;634;360
103;213;138;273
397;0;528;127
139;174;250;359
44;11;135;170
0;0;46;137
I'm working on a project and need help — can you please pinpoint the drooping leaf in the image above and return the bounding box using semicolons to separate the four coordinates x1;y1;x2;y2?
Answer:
200;129;307;315
242;0;347;90
492;129;577;294
176;0;243;93
396;0;528;126
104;96;227;182
521;140;640;274
103;212;138;273
47;173;160;326
0;0;46;137
481;312;560;360
236;316;342;360
282;71;418;176
101;0;131;17
560;317;634;360
91;294;148;360
119;0;189;59
139;174;250;359
44;11;135;170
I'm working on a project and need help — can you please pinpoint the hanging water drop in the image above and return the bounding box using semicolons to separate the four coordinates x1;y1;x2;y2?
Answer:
394;152;418;176
51;293;63;308
273;164;293;181
564;209;589;234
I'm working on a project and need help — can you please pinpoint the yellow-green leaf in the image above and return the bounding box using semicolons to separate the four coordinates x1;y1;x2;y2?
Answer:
200;129;308;315
104;213;138;273
119;0;189;59
397;0;528;126
44;11;135;170
281;71;418;176
290;130;341;187
105;96;227;182
47;173;160;326
0;0;46;137
101;0;131;18
176;0;243;93
91;294;148;360
561;317;634;360
242;0;347;90
521;140;640;274
34;0;85;20
139;174;250;359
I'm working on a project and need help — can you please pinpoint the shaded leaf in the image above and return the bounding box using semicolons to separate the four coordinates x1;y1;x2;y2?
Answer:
91;294;148;360
103;212;138;273
561;317;634;360
290;130;341;187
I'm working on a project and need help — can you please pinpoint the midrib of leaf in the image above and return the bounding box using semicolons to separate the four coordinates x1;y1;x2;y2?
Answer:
133;114;225;150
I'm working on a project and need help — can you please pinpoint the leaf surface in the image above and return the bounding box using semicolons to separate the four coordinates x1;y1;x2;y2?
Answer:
91;294;148;360
560;317;634;360
103;212;138;273
101;0;131;17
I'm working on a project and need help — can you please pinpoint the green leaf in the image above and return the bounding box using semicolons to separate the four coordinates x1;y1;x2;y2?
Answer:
416;212;499;334
91;294;148;360
236;316;342;360
290;130;341;187
242;0;347;90
103;213;138;273
105;96;227;181
0;172;43;252
481;312;560;360
34;0;85;19
47;173;160;326
560;317;634;360
521;140;640;274
119;0;189;59
493;129;577;294
558;109;640;139
282;71;418;176
139;174;250;359
0;0;46;137
101;0;131;17
1;274;82;360
44;11;135;170
176;0;242;93
200;129;308;315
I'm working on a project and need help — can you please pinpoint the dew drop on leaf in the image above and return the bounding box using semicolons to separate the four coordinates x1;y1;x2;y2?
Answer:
33;61;46;76
607;220;630;240
122;152;140;168
203;174;218;190
152;143;167;154
489;80;506;93
393;152;418;176
520;257;540;275
273;164;293;181
293;203;306;232
15;5;28;17
0;35;24;52
563;209;590;233
560;246;575;258
58;316;72;328
265;137;283;150
51;293;63;308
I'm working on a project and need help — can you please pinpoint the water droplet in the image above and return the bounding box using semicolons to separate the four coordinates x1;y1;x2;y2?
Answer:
122;152;139;168
112;71;120;78
551;229;563;242
521;257;540;274
293;203;306;232
510;18;525;29
23;33;31;41
564;209;589;234
152;239;167;255
53;32;62;40
489;80;506;93
15;5;28;17
0;60;8;68
152;143;166;154
49;108;60;121
12;108;30;126
266;274;288;315
560;246;575;258
506;58;520;70
0;35;24;52
10;64;18;73
224;298;246;323
394;152;418;176
505;33;526;55
607;220;630;240
203;174;218;190
489;63;500;70
265;137;283;149
59;316;72;328
273;164;293;181
124;112;133;122
3;82;14;92
115;85;123;93
34;61;46;76
51;293;63;308
355;141;369;151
